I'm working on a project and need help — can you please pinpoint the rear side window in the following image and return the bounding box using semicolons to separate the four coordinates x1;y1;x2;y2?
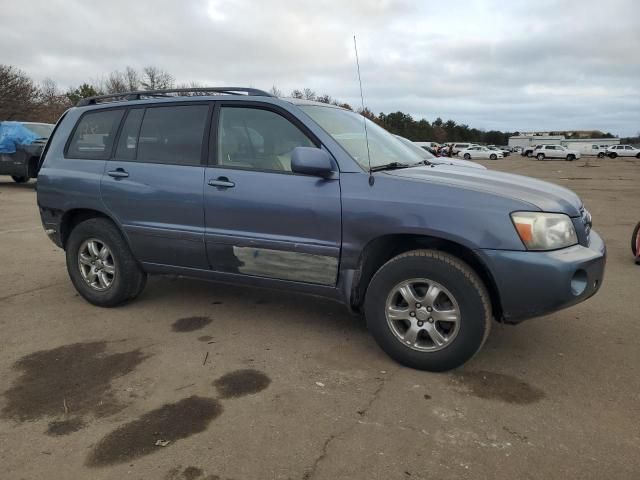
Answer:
67;109;124;159
115;109;145;160
137;105;208;166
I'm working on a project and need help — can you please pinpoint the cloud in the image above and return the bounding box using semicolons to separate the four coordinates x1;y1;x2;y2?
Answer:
2;0;639;135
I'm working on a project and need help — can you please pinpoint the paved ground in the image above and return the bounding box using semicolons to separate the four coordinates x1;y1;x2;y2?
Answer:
0;155;639;480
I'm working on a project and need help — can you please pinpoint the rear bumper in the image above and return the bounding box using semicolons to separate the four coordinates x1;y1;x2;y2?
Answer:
478;230;606;324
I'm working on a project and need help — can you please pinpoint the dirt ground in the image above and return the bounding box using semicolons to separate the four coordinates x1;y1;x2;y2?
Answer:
0;155;639;480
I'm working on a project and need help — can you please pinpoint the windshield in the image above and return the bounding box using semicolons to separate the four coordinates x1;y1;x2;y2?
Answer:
23;123;53;138
300;105;424;169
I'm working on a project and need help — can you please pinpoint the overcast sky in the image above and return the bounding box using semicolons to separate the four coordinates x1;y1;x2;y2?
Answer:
2;0;639;136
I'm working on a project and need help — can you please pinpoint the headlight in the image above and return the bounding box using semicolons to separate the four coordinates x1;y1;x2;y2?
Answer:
511;212;578;250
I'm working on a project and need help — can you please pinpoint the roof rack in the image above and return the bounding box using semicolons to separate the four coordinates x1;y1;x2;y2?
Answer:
76;87;273;107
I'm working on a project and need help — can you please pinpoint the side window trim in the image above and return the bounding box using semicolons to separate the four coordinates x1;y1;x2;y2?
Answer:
64;107;125;160
208;101;321;167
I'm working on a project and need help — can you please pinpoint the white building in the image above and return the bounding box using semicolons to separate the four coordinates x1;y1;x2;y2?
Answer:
509;135;620;152
508;135;564;148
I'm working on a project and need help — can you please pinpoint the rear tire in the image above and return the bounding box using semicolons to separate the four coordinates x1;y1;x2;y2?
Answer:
636;153;640;159
11;176;29;183
527;151;533;158
489;154;497;160
537;153;545;161
567;154;576;161
65;217;146;307
463;153;471;160
364;250;491;372
609;152;617;158
598;152;605;158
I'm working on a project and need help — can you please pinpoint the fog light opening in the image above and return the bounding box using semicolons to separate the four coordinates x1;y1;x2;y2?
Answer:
570;269;588;296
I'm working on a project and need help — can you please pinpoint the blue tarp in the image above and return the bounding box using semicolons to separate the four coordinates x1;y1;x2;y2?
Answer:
0;122;39;154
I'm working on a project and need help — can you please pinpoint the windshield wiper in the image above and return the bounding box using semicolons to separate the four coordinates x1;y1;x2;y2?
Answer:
369;162;415;172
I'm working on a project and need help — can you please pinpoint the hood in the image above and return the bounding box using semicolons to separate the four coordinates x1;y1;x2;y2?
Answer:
430;158;486;170
386;166;583;216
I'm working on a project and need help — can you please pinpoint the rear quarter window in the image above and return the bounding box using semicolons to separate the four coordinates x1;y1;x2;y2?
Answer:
66;109;124;159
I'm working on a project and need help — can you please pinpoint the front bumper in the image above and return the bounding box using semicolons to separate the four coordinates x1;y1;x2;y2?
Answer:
478;229;606;324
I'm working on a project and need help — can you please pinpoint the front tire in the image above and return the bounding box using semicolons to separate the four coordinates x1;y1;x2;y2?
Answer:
364;250;491;371
609;152;617;158
66;218;146;307
11;175;29;183
489;154;497;160
566;154;576;161
527;151;533;158
598;152;605;158
632;222;640;258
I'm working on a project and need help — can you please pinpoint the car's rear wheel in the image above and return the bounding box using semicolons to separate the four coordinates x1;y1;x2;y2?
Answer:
527;151;533;157
598;152;605;158
609;152;617;158
636;153;640;159
567;154;576;161
364;250;491;371
489;154;497;160
11;175;29;183
66;217;146;307
632;222;640;259
537;153;545;161
463;153;471;160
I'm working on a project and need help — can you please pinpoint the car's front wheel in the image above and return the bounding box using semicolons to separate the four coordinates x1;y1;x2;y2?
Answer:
527;151;533;157
609;152;617;158
364;250;491;371
598;152;605;158
11;175;29;183
66;217;147;307
566;154;576;161
537;153;545;161
489;154;497;160
631;222;640;260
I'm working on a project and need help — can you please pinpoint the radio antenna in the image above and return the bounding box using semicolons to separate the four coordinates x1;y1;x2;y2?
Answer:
353;35;374;185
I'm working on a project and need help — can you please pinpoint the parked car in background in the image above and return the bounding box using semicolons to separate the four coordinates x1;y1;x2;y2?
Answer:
522;145;537;157
0;121;54;183
488;146;510;157
451;143;476;154
533;145;580;161
458;145;503;160
415;141;440;151
394;135;486;170
36;87;605;372
607;145;640;158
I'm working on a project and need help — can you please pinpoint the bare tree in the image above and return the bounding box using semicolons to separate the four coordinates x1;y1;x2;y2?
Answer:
104;71;128;94
140;66;174;90
269;85;282;97
302;88;316;101
0;64;40;120
124;66;139;91
317;94;332;104
36;78;71;123
290;89;303;99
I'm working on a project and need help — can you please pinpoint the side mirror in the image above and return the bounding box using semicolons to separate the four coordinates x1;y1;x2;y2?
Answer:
291;147;334;178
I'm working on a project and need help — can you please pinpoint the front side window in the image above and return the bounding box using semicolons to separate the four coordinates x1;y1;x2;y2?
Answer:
217;107;314;172
300;105;424;169
67;109;124;159
626;146;633;150
136;105;209;166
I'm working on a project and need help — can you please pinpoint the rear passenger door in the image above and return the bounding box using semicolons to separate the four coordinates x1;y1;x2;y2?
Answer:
100;103;211;269
203;103;342;286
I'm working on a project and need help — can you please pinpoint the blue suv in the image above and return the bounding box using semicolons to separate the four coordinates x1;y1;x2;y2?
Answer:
37;88;606;371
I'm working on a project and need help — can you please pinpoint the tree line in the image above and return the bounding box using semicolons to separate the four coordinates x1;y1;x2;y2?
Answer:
1;64;629;144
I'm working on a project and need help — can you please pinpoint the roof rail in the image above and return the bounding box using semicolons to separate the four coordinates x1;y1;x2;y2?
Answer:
76;87;274;107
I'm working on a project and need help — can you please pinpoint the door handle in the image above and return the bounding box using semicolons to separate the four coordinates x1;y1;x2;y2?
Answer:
107;168;129;178
208;177;235;189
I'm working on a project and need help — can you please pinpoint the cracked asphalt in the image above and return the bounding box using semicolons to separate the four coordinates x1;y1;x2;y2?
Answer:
0;155;639;480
